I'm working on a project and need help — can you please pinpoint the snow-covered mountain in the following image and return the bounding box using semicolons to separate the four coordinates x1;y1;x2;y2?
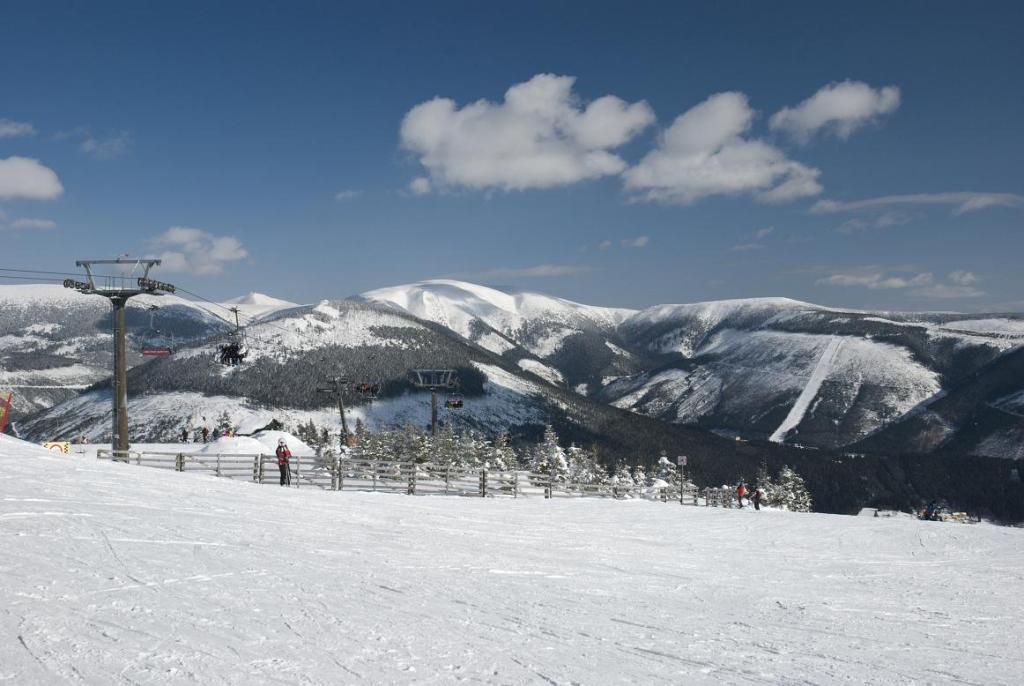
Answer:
6;281;1023;460
19;297;765;475
220;292;300;321
611;299;1024;453
361;280;640;389
0;284;231;422
362;284;1024;455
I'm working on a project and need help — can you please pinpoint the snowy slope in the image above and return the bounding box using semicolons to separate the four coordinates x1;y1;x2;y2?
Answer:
220;292;300;321
362;279;635;358
2;435;1022;684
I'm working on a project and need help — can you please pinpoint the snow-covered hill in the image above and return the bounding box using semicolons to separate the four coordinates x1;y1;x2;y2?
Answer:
0;284;231;422
2;434;1022;684
220;292;300;321
611;298;1024;452
7;281;1024;457
361;280;640;389
362;279;634;355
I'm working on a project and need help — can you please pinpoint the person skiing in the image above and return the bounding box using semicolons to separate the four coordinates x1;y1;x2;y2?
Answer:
752;486;763;511
736;482;747;508
180;427;190;443
276;438;292;486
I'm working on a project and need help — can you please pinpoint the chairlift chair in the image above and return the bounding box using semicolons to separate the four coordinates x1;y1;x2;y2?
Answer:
140;305;174;357
216;330;248;366
445;391;464;409
354;382;381;401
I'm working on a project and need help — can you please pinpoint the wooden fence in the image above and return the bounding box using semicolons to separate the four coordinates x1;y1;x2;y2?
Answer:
95;449;703;503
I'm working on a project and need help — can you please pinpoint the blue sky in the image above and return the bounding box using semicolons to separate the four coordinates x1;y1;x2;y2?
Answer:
1;1;1022;311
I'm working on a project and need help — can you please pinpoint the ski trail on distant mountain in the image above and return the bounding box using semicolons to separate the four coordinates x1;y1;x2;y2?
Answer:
769;336;843;443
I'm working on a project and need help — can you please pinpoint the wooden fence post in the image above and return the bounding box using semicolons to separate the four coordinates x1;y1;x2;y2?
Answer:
408;462;416;495
176;453;184;472
544;475;551;499
295;456;300;488
480;468;487;497
216;454;222;477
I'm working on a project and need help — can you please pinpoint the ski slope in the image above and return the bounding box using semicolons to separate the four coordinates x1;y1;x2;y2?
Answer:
2;435;1023;684
769;336;844;442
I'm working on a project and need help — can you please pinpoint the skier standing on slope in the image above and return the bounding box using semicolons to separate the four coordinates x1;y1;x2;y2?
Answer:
736;482;747;508
752;487;763;511
276;438;292;486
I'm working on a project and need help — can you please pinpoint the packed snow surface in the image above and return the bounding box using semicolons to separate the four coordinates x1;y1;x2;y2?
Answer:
2;434;1023;684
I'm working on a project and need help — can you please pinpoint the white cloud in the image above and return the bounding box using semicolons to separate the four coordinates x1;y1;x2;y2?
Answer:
9;217;56;230
598;240;613;251
80;130;132;159
0;157;64;200
730;243;763;252
770;81;900;143
400;73;655;193
151;227;249;276
949;270;978;285
453;264;592;280
836;211;911;233
755;226;775;239
334;189;362;201
817;269;933;289
620;235;649;248
817;267;987;298
0;119;36;138
623;92;821;205
811;192;1024;215
409;177;431;195
913;283;986;299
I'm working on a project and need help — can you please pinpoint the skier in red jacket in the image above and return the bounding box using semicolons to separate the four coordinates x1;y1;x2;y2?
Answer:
276;438;292;486
736;482;747;508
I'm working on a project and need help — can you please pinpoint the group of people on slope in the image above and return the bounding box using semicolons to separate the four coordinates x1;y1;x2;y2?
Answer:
735;482;765;510
179;425;240;443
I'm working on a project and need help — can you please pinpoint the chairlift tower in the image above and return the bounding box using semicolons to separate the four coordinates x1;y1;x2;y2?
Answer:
409;369;458;436
317;376;350;452
63;258;175;454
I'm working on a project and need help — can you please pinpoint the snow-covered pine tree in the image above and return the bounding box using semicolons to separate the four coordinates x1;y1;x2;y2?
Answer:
566;443;604;489
456;430;484;471
490;432;517;472
632;464;649;492
215;410;233;434
540;425;568;483
611;462;634;497
770;465;813;512
432;424;459;469
653;452;680;500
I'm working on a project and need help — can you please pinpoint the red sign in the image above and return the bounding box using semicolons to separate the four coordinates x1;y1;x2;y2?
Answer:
142;347;172;357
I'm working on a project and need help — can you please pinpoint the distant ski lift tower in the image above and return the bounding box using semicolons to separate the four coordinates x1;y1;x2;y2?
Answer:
409;369;458;436
63;258;175;456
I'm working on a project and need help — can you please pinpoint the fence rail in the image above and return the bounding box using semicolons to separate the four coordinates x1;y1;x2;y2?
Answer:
95;449;705;504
